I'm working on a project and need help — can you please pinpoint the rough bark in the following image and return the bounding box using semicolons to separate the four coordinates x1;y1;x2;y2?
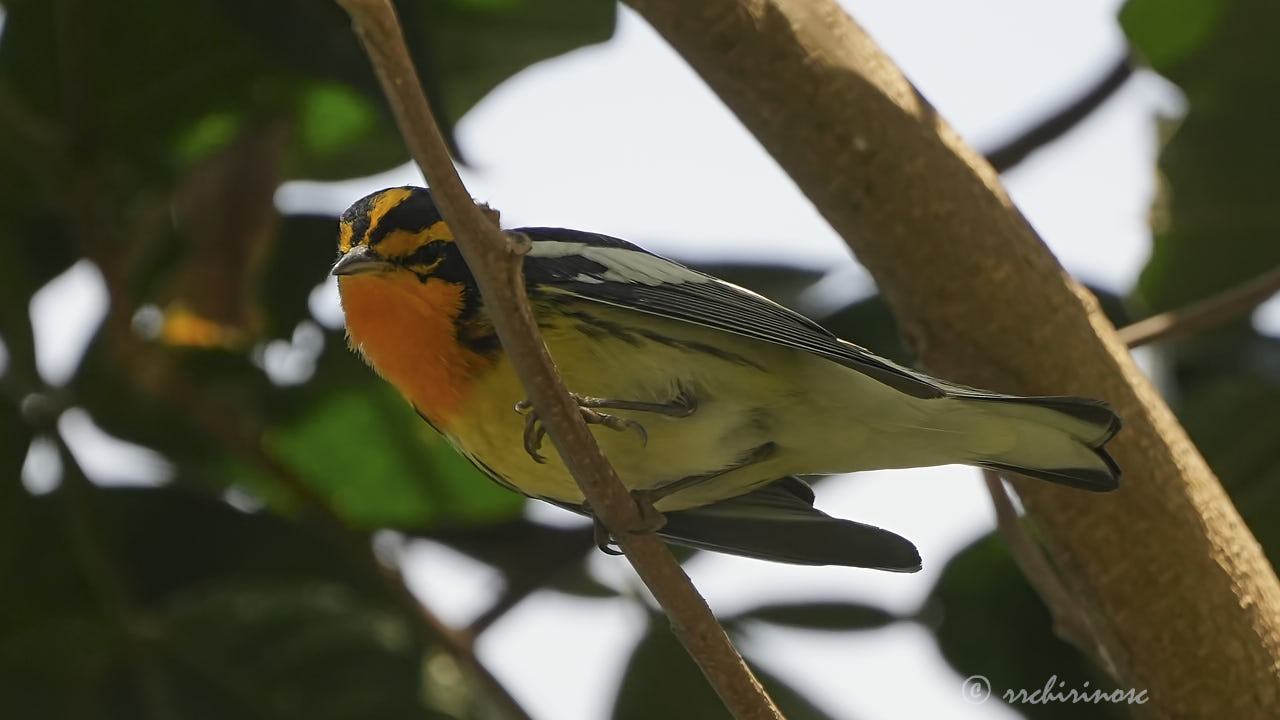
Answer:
626;0;1280;715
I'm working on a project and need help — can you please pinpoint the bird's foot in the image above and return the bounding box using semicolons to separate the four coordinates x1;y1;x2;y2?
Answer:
515;391;691;463
586;492;668;555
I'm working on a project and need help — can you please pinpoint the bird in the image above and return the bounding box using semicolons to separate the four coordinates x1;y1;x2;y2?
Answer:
332;186;1120;571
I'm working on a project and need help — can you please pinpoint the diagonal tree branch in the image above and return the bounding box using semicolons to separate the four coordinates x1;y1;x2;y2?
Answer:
623;0;1280;715
333;2;782;718
991;265;1280;680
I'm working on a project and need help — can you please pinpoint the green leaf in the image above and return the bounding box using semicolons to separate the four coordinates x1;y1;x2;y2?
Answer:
0;0;615;203
298;83;378;157
0;485;480;720
1128;0;1280;315
927;533;1126;720
1122;0;1280;565
415;519;612;596
1170;342;1280;558
261;382;524;529
1120;0;1224;69
259;214;346;339
612;614;842;720
159;582;439;720
728;601;898;632
174;111;245;166
414;0;617;126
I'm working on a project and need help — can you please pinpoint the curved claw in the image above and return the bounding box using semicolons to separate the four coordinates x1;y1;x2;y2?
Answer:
515;394;652;466
584;497;664;557
593;516;624;555
626;418;648;447
522;410;547;463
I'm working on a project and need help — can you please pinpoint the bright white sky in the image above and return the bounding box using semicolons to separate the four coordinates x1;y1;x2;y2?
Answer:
18;0;1210;718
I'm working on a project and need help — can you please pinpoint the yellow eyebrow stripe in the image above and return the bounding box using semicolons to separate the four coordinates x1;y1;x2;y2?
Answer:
425;220;453;243
376;228;428;259
370;187;414;225
338;221;356;253
373;220;455;260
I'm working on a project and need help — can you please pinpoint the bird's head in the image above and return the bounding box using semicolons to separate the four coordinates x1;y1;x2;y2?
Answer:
331;186;462;282
331;186;491;417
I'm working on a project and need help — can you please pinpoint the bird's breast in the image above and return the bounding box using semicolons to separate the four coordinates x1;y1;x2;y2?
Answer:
338;273;493;425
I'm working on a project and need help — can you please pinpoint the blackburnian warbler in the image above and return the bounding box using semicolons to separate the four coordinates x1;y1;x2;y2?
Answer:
333;186;1120;571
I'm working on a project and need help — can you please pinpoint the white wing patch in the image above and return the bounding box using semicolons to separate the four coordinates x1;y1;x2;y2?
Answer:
529;240;709;286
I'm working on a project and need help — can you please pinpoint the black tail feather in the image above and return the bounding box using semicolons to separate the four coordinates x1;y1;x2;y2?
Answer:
656;479;921;571
980;448;1120;492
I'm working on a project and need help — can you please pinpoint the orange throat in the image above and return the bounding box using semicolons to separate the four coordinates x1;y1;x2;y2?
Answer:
338;272;490;427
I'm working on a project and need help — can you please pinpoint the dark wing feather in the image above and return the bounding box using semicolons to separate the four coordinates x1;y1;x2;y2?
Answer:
658;480;921;570
518;228;945;399
545;477;921;570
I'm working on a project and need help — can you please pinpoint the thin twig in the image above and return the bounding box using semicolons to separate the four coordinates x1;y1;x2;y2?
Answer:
334;2;781;718
1118;265;1280;348
982;471;1117;677
983;57;1133;173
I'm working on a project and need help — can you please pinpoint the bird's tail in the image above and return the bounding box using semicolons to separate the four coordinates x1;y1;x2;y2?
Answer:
936;393;1121;491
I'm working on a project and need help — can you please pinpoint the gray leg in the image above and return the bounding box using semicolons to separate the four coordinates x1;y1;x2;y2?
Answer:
515;389;696;463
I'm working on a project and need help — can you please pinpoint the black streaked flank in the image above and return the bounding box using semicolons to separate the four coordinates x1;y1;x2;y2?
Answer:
554;309;644;347
572;321;613;342
631;327;764;370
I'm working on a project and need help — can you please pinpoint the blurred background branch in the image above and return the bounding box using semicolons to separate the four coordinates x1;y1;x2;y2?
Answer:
983;56;1134;174
1119;265;1280;348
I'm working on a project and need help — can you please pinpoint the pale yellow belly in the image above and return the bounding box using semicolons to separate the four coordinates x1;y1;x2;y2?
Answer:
424;297;967;511
436;307;806;511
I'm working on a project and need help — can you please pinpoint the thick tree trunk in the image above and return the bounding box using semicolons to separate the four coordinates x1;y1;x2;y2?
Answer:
626;0;1280;715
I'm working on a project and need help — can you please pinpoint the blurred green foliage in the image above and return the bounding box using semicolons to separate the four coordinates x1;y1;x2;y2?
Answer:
0;0;614;717
1;0;1277;718
1124;0;1280;557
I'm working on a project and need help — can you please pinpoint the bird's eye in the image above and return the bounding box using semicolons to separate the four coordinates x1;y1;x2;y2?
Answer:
403;241;446;281
406;242;441;267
